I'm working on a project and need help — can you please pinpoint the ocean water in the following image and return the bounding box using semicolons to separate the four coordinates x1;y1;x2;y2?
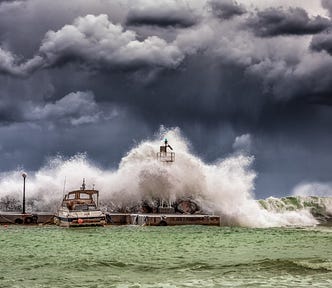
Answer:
0;225;331;288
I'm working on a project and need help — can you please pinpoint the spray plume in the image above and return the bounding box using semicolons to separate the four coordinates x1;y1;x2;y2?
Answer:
0;127;319;227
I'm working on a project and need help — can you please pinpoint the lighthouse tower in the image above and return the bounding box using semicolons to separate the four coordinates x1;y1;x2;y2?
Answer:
155;138;175;212
157;138;175;163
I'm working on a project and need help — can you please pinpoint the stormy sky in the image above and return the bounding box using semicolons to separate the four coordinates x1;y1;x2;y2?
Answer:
0;0;332;198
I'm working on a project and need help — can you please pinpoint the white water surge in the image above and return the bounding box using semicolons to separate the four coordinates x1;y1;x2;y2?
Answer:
0;128;320;227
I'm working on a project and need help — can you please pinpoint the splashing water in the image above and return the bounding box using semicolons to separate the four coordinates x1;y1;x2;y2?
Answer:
259;196;332;221
0;128;321;227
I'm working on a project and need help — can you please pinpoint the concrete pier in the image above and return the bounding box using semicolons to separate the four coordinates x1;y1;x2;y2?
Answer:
0;212;54;225
129;214;220;226
1;212;220;226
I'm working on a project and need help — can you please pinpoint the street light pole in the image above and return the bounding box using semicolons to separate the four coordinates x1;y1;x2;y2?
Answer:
22;172;27;214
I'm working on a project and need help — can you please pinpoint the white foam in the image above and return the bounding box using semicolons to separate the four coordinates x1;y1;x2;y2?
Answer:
0;127;319;227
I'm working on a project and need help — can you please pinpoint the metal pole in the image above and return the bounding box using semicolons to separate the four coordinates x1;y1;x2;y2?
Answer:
22;172;27;214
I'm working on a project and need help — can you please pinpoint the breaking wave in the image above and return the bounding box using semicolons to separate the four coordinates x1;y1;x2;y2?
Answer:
258;196;332;222
0;127;329;227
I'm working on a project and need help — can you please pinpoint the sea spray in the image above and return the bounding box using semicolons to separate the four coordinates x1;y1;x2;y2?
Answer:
259;196;332;221
0;127;321;227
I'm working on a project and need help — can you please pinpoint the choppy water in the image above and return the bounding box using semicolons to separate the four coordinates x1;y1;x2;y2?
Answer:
0;225;331;288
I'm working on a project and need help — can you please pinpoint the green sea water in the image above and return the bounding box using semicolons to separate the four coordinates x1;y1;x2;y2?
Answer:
0;225;331;288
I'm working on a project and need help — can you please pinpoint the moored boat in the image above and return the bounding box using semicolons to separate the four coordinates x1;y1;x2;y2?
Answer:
54;179;106;227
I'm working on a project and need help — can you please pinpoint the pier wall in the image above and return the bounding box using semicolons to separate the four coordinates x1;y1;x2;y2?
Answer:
130;214;220;226
0;213;54;224
1;212;220;226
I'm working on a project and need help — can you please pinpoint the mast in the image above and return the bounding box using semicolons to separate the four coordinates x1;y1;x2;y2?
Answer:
80;178;86;191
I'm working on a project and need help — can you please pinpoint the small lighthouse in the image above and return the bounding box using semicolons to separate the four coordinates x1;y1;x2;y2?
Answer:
157;138;175;163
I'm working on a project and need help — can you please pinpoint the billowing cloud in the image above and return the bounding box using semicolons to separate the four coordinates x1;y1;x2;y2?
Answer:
20;91;118;126
0;46;44;77
232;134;252;153
311;31;332;56
26;91;101;125
37;14;184;71
0;0;332;198
0;47;20;75
209;0;246;20
247;7;331;37
321;0;332;17
0;13;185;76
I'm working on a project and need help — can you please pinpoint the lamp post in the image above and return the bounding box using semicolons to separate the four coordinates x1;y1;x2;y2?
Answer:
22;172;27;214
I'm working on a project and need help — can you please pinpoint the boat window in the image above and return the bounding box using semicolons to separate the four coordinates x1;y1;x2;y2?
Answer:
67;194;75;200
79;193;90;199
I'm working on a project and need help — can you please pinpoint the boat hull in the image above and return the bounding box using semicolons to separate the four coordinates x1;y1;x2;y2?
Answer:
54;215;106;227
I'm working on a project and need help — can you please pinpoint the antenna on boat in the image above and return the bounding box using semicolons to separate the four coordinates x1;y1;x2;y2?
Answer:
80;178;86;191
62;176;66;197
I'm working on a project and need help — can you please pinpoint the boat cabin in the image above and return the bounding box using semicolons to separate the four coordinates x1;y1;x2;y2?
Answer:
61;180;99;211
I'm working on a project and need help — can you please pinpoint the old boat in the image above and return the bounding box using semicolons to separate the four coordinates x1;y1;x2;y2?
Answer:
54;179;106;227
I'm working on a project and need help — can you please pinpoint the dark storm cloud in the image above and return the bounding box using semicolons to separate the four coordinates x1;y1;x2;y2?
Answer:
209;0;246;20
0;14;185;76
38;14;183;69
311;31;332;56
0;47;18;75
1;1;332;114
322;0;332;17
0;0;21;3
247;7;331;37
0;0;128;59
0;0;332;197
0;104;20;124
1;1;331;110
126;4;198;28
2;90;118;126
0;47;42;77
22;91;118;126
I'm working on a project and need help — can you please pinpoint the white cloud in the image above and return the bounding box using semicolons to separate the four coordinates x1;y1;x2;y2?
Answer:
24;91;117;126
232;134;252;153
38;14;184;69
0;47;22;75
0;46;44;76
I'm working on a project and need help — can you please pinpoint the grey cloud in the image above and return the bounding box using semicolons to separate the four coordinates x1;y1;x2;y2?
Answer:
232;134;252;153
311;31;332;56
0;114;153;172
209;0;246;20
322;0;332;17
246;50;332;106
0;46;44;77
126;1;198;28
0;13;186;77
26;91;99;125
35;14;184;72
23;91;118;126
247;7;331;37
0;0;22;4
0;0;130;58
0;47;20;75
1;0;332;198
